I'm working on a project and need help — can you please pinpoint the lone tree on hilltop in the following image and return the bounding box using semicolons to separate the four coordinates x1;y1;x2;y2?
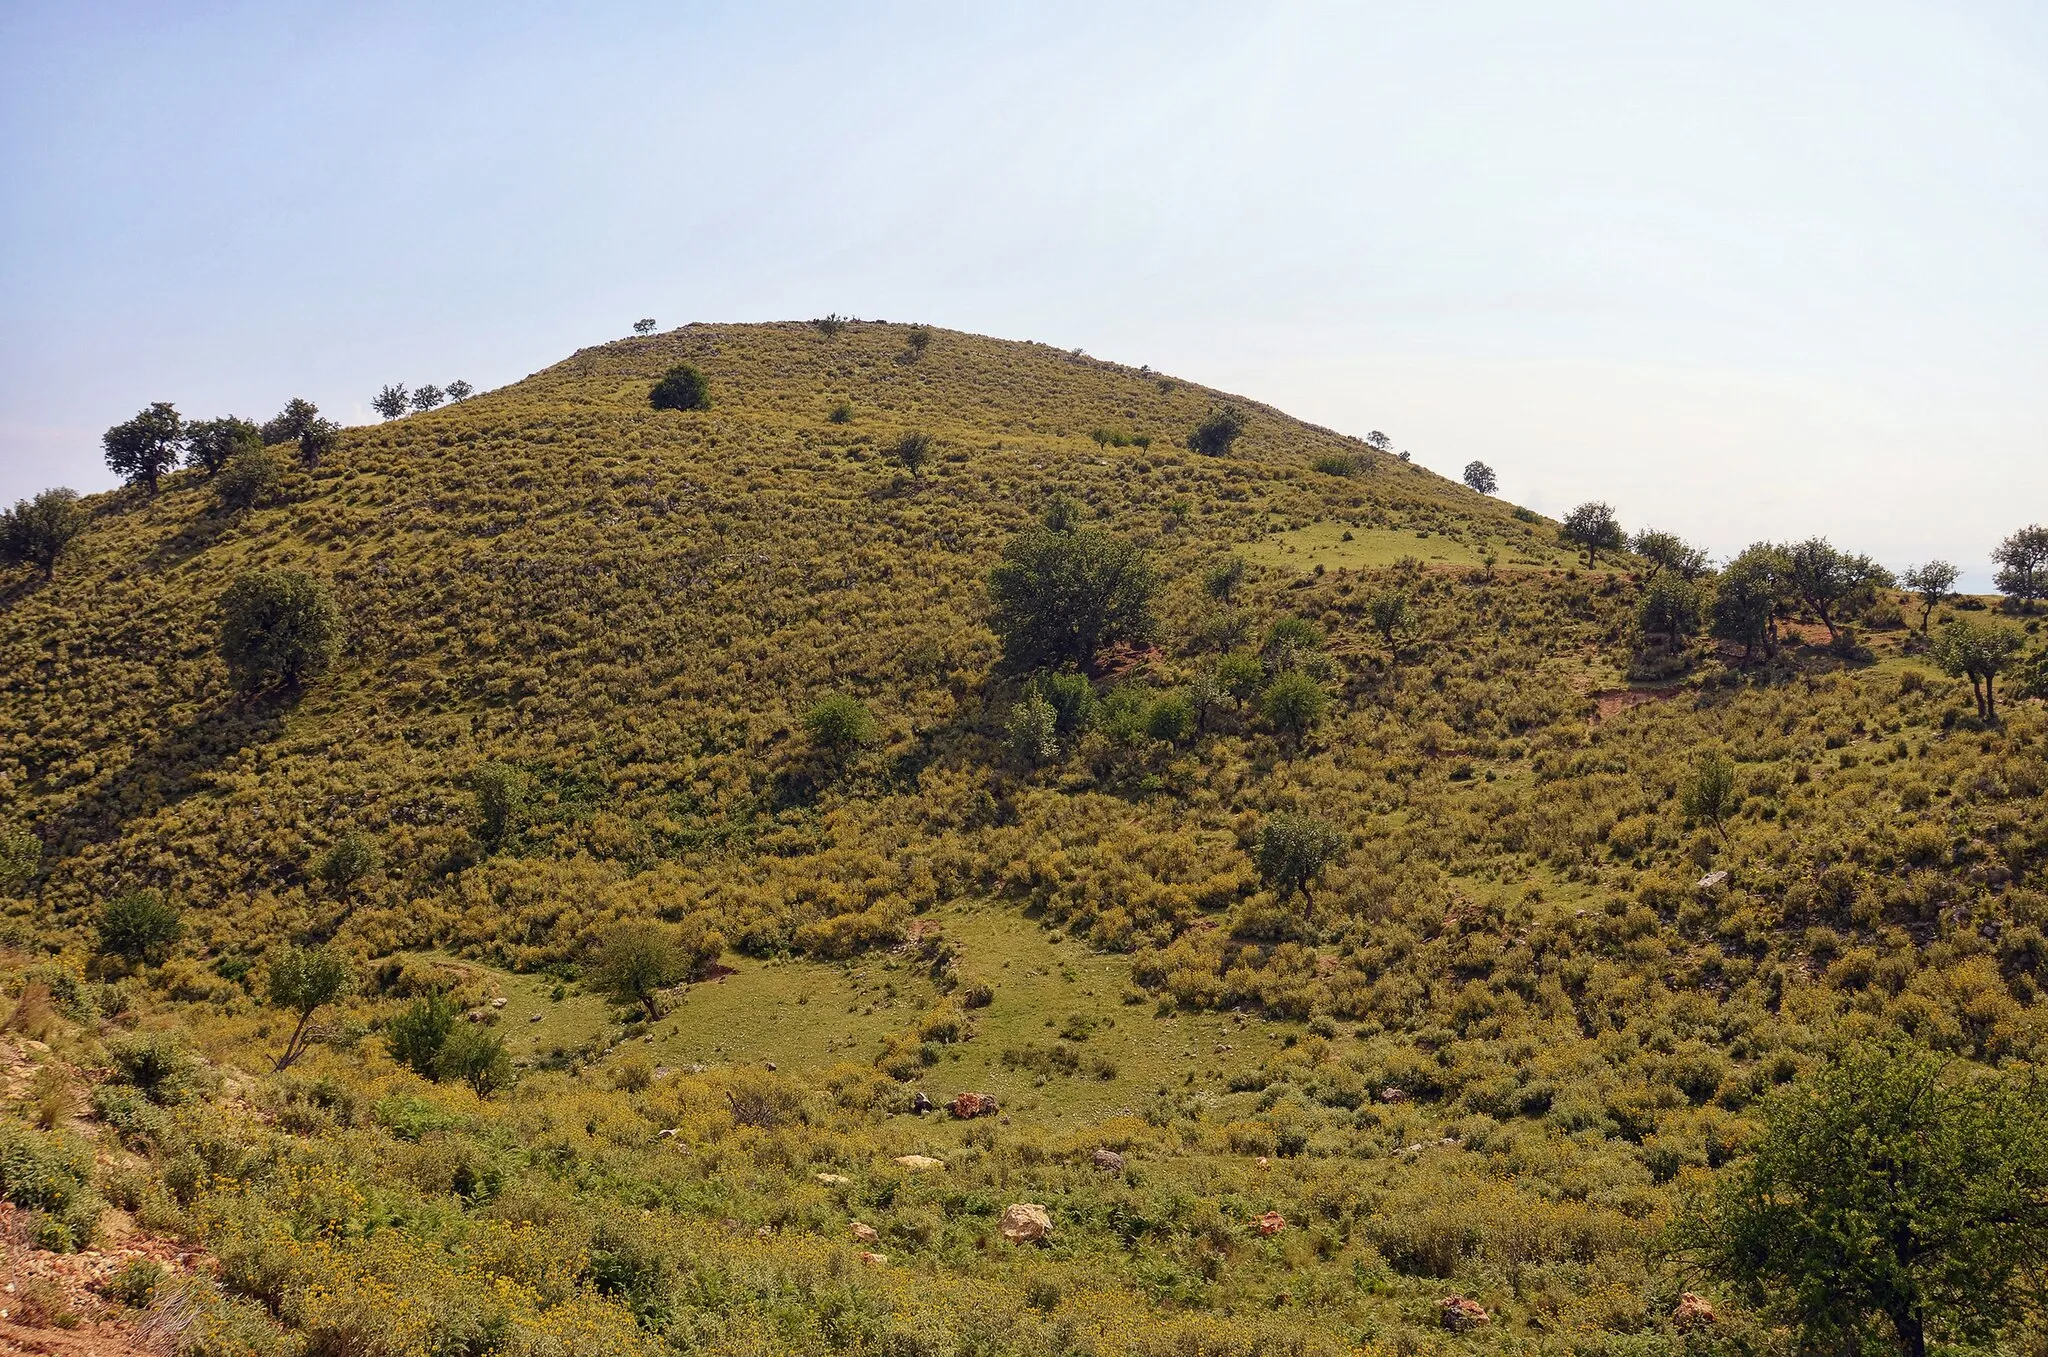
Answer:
890;430;935;477
219;569;340;694
183;416;261;475
1785;537;1892;645
1;489;86;579
987;505;1157;674
1690;1040;2048;1357
1365;430;1391;451
444;380;473;402
1901;560;1961;631
1993;524;2048;610
410;384;443;412
1188;405;1246;458
266;945;353;1072
103;402;184;494
372;385;410;419
633;318;657;335
1255;813;1344;906
1632;529;1709;582
1932;615;2024;721
1560;502;1625;567
650;363;711;412
1461;461;1497;494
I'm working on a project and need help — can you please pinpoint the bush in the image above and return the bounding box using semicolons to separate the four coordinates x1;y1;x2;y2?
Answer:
802;694;878;762
218;570;340;692
214;445;283;510
0;1123;103;1251
1187;405;1246;457
387;993;459;1077
890;431;935;476
1311;454;1358;477
317;832;382;893
436;1027;513;1097
1255;814;1345;905
96;891;184;965
1143;691;1197;744
106;1032;193;1105
1005;692;1060;767
1261;672;1329;742
650;364;711;411
471;762;528;848
987;520;1157;673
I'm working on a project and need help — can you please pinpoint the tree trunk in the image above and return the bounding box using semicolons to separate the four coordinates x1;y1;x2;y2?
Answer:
1890;1307;1927;1357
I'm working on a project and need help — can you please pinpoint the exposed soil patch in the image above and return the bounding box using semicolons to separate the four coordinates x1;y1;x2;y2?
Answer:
1592;687;1681;723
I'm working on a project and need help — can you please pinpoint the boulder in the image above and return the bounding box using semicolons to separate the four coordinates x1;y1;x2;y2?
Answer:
859;1250;887;1266
815;1172;849;1186
950;1091;999;1119
894;1154;944;1171
1673;1293;1717;1329
1439;1295;1490;1332
1091;1148;1126;1172
999;1203;1052;1243
849;1222;880;1244
1378;1087;1408;1104
1255;1211;1286;1236
1696;870;1730;892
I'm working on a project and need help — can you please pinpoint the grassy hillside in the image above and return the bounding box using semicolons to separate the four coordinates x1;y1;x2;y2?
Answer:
0;320;2044;1355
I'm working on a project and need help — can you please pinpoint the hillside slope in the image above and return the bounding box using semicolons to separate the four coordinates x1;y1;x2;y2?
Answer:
0;321;2044;1355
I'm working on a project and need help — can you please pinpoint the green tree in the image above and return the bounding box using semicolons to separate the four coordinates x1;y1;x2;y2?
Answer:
1213;651;1265;705
905;326;933;359
1262;615;1323;672
890;430;935;477
1202;557;1246;601
1632;529;1708;582
213;446;282;511
1560;502;1625;566
1261;671;1328;744
181;416;261;475
1187;405;1246;457
102;403;183;494
297;417;341;468
987;516;1156;674
410;384;444;412
437;1027;513;1097
1785;537;1892;644
1711;543;1790;664
1254;813;1345;905
471;762;528;849
317;832;382;895
444;380;474;402
1680;750;1738;843
1691;1042;2048;1357
219;570;340;692
592;921;720;1021
260;398;321;446
650;364;711;411
0;489;87;579
1143;690;1196;744
95;891;183;965
1461;461;1497;494
266;946;354;1072
633;318;657;336
1931;615;2025;720
1992;524;2048;609
1366;590;1416;659
386;993;458;1077
1900;561;1960;631
802;693;878;764
1637;573;1704;651
0;823;41;895
372;385;409;419
1005;691;1060;767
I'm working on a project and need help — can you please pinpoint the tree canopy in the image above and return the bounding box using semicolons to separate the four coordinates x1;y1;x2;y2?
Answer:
1993;524;2048;609
1560;502;1624;565
102;402;184;493
1900;561;1960;631
986;512;1156;674
0;489;86;579
1187;405;1246;457
650;364;712;412
1931;615;2024;720
1460;461;1497;494
218;570;340;693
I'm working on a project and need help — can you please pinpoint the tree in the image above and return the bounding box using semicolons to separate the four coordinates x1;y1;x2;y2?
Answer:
1992;524;2048;609
592;921;717;1021
297;418;341;468
260;398;321;446
0;823;38;895
1680;750;1738;843
266;946;353;1072
890;431;935;477
437;1027;513;1096
1638;574;1704;651
1560;502;1625;566
1632;529;1709;582
905;327;933;359
182;417;261;475
96;891;183;965
1712;543;1791;663
386;993;458;1077
214;446;282;511
1364;431;1391;451
444;380;474;402
1188;405;1246;458
1461;461;1497;494
1785;538;1892;644
1900;561;1960;631
802;693;878;764
1261;671;1328;744
102;403;183;494
1691;1041;2048;1357
471;762;528;849
1931;616;2025;720
633;318;657;335
1254;814;1344;905
987;517;1156;674
410;384;444;412
219;570;340;692
1005;691;1060;767
0;489;86;579
317;832;381;895
1365;590;1416;660
650;364;711;412
372;385;410;419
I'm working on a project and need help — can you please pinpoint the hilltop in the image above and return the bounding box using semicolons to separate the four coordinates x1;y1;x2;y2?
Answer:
0;321;2044;1356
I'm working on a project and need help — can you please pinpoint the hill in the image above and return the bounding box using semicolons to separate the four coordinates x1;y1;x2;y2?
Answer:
0;320;2044;1355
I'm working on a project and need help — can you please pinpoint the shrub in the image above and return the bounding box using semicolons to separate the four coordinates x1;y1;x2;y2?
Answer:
317;832;382;894
1255;814;1345;905
1261;671;1328;743
219;570;340;692
0;822;40;894
96;891;184;965
436;1027;513;1097
387;993;459;1078
0;488;87;579
1311;454;1357;477
471;762;528;848
1005;692;1060;767
891;431;936;476
107;1032;193;1105
650;364;711;411
0;1123;103;1251
214;445;283;511
1187;405;1246;457
987;520;1157;673
1143;691;1197;744
802;693;878;762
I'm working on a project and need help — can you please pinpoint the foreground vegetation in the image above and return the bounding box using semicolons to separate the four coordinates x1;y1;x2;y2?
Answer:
1;320;2045;1355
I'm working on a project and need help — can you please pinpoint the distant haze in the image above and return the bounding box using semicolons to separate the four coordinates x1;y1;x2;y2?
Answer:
3;3;2042;587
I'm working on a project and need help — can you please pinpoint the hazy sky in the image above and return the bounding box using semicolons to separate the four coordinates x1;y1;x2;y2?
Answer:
4;2;2043;584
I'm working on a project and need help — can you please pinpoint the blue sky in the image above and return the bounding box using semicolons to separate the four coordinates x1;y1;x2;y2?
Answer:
4;2;2043;584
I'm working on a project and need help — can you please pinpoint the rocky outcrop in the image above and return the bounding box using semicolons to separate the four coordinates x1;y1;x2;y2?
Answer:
998;1203;1052;1243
